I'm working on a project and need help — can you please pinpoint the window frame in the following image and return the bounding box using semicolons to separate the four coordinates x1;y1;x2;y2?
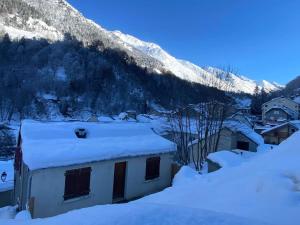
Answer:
236;141;250;151
64;167;91;201
145;156;160;181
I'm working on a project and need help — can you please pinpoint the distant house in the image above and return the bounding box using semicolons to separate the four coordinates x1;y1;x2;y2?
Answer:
189;120;263;161
14;120;176;218
261;120;300;145
230;112;254;128
262;97;300;124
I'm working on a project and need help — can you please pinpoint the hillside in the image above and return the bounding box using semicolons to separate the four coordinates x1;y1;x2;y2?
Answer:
0;0;283;95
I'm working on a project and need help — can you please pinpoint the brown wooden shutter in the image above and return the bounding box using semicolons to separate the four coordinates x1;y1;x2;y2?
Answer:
64;167;91;200
145;157;160;180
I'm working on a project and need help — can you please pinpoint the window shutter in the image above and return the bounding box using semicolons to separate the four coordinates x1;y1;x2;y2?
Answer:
145;157;160;180
64;167;91;200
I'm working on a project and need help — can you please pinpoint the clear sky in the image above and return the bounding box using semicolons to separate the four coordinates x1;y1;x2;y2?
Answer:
68;0;300;84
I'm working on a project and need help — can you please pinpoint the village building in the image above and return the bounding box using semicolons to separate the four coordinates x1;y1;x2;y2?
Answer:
261;120;300;145
0;160;14;208
262;97;300;124
188;120;264;163
14;120;176;218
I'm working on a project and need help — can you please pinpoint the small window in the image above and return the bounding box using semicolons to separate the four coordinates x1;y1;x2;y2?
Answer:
274;110;280;115
145;157;160;180
291;129;296;133
237;141;250;151
64;167;91;200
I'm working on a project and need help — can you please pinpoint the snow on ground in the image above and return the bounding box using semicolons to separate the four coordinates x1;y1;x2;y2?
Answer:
1;117;298;225
0;206;17;220
207;150;256;168
234;97;252;108
0;202;270;225
0;160;14;192
140;132;300;225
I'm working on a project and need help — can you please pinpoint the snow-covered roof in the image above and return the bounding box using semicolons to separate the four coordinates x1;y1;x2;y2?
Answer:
20;120;176;170
229;112;253;126
265;106;295;117
261;120;300;135
263;96;295;105
223;120;264;145
293;96;300;104
207;150;256;168
0;160;14;192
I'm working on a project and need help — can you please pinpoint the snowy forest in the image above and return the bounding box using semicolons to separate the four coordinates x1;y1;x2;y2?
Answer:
0;34;226;121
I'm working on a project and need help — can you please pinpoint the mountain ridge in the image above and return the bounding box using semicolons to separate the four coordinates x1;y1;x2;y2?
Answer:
0;0;283;95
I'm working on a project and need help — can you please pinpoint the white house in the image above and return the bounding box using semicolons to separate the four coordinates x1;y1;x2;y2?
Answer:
14;120;176;218
188;120;264;163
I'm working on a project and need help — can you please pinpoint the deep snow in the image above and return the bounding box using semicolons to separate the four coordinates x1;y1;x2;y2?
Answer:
140;132;300;225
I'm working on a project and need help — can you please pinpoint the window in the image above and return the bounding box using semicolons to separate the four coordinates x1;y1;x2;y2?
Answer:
64;167;91;200
274;110;280;115
236;141;250;151
145;157;160;180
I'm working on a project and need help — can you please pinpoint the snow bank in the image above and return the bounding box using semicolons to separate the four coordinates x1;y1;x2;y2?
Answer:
0;202;269;225
207;150;255;168
140;131;300;225
15;210;31;220
0;206;16;219
0;160;14;192
21;120;176;170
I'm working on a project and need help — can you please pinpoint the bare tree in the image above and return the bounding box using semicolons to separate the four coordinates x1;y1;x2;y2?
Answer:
168;67;234;171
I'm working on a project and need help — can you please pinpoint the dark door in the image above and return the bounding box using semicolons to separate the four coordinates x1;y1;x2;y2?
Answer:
113;162;126;200
236;141;250;151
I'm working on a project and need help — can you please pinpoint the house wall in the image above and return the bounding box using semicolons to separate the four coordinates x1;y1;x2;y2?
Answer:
25;153;174;218
265;109;290;123
14;160;31;210
262;97;299;123
189;128;258;162
207;159;222;173
262;124;297;145
233;133;258;152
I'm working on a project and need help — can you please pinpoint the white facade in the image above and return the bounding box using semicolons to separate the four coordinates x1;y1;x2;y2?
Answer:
16;153;174;218
14;120;176;218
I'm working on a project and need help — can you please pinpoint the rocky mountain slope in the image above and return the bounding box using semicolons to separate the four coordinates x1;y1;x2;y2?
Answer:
0;0;283;95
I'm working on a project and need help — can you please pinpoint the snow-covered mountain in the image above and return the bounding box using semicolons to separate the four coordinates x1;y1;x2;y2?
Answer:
0;0;283;94
112;31;284;94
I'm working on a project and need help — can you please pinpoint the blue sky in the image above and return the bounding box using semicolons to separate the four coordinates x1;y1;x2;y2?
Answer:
68;0;300;84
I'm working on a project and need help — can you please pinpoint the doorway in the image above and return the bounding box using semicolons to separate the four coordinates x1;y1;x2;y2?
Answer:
113;161;126;201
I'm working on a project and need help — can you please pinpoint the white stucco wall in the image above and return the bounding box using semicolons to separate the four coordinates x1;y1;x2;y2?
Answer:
27;153;174;218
